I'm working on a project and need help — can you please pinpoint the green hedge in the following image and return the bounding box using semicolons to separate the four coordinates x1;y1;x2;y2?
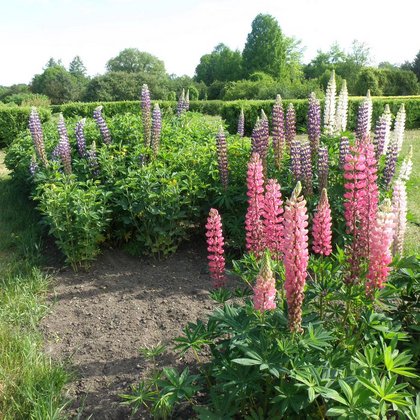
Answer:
1;96;419;147
0;105;51;147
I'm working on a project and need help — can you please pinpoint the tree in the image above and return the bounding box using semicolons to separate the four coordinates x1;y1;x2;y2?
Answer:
31;65;79;104
354;68;382;96
44;58;62;68
242;14;287;80
412;50;420;81
106;48;166;77
195;43;243;85
69;56;87;77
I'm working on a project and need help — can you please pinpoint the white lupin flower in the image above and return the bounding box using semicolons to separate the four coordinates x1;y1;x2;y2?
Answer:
392;179;407;256
398;145;413;182
393;104;406;154
334;80;348;133
323;70;336;136
381;104;392;154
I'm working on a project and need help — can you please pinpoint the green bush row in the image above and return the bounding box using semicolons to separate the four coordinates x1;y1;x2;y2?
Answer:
0;105;51;147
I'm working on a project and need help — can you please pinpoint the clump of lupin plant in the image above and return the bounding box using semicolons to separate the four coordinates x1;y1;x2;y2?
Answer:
57;114;72;175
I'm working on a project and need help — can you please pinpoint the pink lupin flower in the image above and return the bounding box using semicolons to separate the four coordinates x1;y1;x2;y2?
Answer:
283;182;309;333
366;199;394;297
262;179;284;258
312;188;332;256
205;208;226;288
245;153;265;256
253;252;277;311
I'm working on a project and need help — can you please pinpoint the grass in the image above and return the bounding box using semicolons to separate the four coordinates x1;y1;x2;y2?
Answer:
400;130;420;255
0;153;69;419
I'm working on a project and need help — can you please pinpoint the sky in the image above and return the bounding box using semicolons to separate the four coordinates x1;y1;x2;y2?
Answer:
1;0;419;86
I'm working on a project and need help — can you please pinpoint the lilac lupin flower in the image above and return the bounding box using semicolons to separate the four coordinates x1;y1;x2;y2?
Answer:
216;126;229;189
290;139;302;181
339;136;350;167
57;114;72;175
29;107;48;166
29;155;38;176
87;141;100;176
237;108;245;137
318;145;329;191
301;140;313;195
307;92;321;157
373;116;387;160
251;115;269;174
75;118;87;158
177;89;186;116
285;103;296;146
151;103;162;156
51;144;60;162
93;106;111;145
272;94;285;168
355;94;372;141
384;139;398;189
141;84;152;147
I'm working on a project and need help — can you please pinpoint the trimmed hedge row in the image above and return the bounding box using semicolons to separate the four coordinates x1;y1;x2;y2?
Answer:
0;105;51;147
1;96;419;147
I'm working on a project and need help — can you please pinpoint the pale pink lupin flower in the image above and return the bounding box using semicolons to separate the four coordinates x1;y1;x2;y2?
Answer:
283;182;309;333
312;188;332;256
205;208;226;288
262;179;284;258
253;253;277;311
366;199;394;297
245;153;265;256
392;179;407;256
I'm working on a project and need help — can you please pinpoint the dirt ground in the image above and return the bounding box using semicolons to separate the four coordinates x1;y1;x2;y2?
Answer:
40;241;221;419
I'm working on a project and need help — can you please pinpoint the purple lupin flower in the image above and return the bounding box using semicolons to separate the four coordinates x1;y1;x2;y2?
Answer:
93;106;111;145
301;140;313;195
57;114;72;175
177;89;186;116
373;116;387;160
251;115;269;174
272;94;285;168
151;103;162;156
290;139;302;181
51;144;60;162
141;84;152;147
355;100;370;141
285;103;296;146
237;108;245;137
307;92;321;157
384;139;398;189
318;145;329;191
28;107;48;167
75;118;87;158
29;155;38;176
339;136;350;167
87;141;100;177
216;126;229;189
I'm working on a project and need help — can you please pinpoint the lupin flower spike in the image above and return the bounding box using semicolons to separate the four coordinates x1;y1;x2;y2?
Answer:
216;126;229;189
312;188;332;256
141;84;152;147
253;252;277;311
93;106;112;145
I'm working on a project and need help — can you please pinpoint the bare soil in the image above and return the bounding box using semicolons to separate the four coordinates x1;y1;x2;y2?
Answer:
40;241;220;419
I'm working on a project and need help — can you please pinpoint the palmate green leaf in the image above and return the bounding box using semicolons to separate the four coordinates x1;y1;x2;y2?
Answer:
318;386;348;406
325;406;348;417
232;358;262;366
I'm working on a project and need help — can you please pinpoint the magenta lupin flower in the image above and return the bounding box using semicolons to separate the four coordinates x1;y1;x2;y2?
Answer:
216;126;229;189
29;107;48;166
245;153;265;256
290;139;302;182
312;188;332;256
93;106;111;145
75;118;87;158
57;114;72;175
205;208;226;288
151;103;161;156
283;182;309;333
301;141;313;195
318;145;329;191
141;84;152;147
237;108;245;137
307;92;321;157
262;179;284;258
373;116;387;160
272;94;285;168
285;103;296;146
339;136;350;167
366;199;394;297
253;253;277;311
